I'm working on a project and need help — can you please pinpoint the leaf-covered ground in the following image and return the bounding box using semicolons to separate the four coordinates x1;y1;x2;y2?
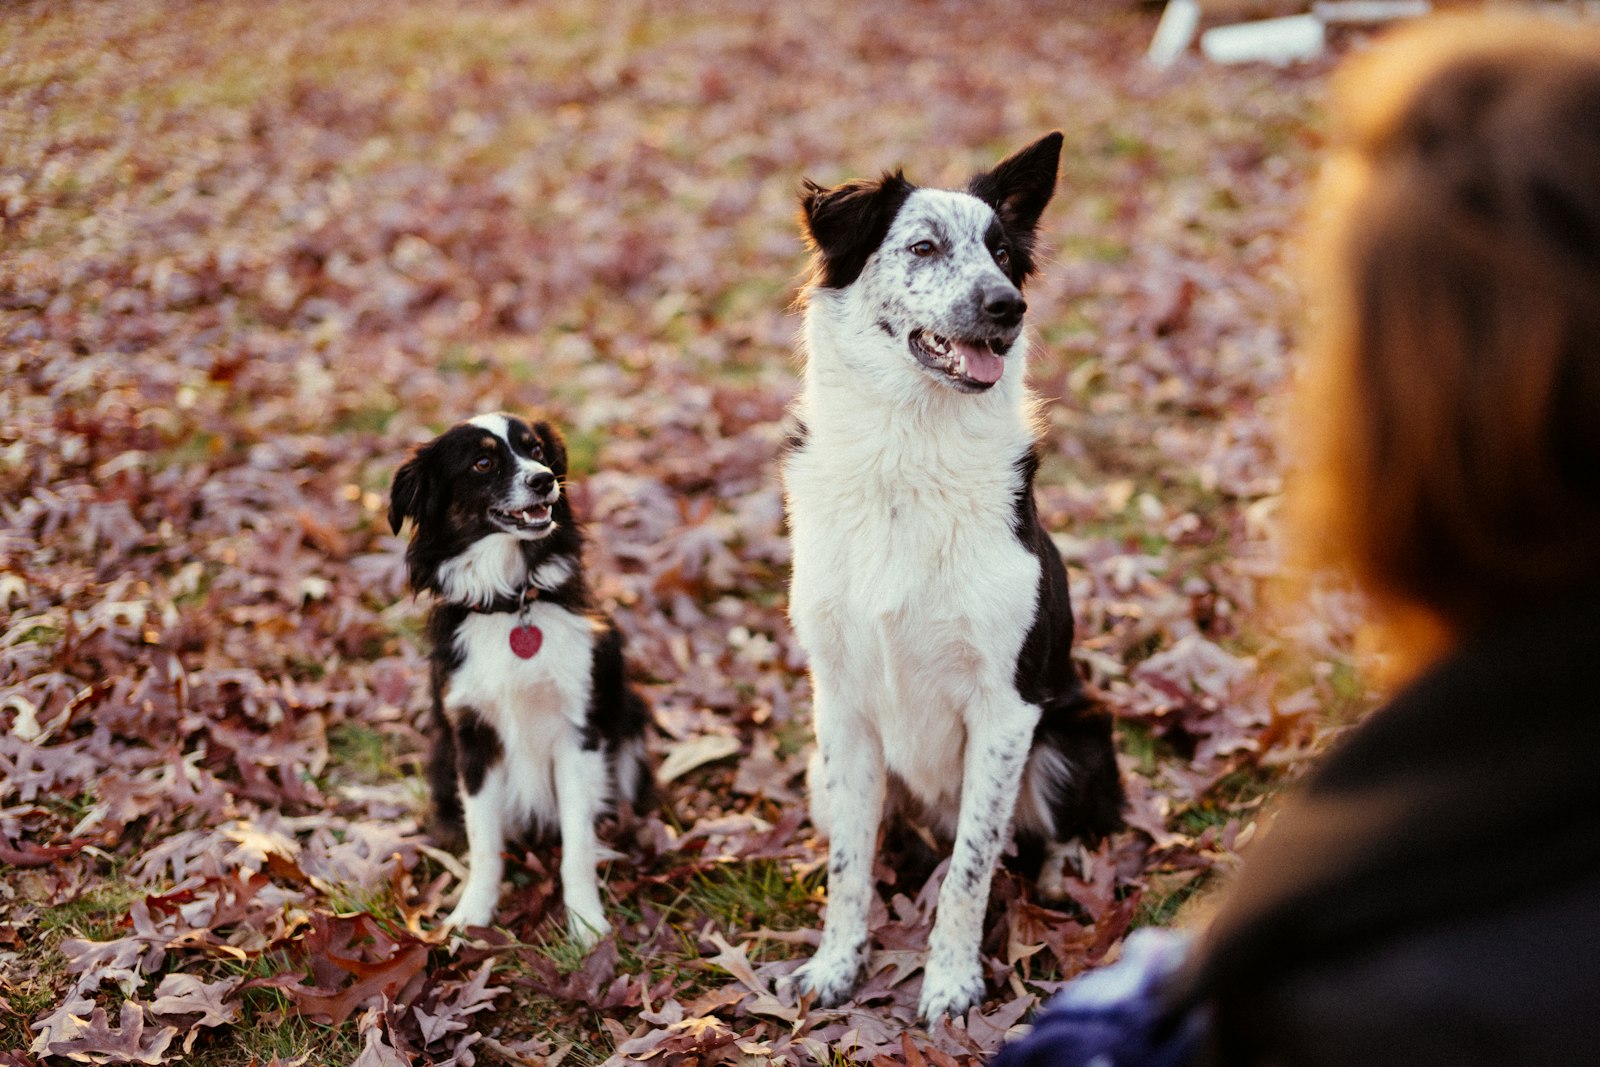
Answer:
2;1;1374;1064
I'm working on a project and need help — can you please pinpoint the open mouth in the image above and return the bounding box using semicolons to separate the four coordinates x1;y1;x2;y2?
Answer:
908;330;1013;392
491;503;553;534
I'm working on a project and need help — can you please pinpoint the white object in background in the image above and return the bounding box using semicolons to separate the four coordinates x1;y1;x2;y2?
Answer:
1312;0;1432;23
1147;0;1203;69
1200;14;1326;64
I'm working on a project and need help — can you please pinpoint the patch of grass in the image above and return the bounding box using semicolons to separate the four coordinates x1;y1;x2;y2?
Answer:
689;859;822;938
1058;232;1131;264
157;429;225;470
1174;769;1275;839
1132;870;1208;930
327;722;410;786
35;881;144;944
321;880;409;926
333;400;401;435
562;425;603;478
11;621;63;646
438;343;490;376
0;974;58;1056
1321;656;1367;724
1115;721;1164;778
183;1010;365;1066
0;874;148;1051
770;718;813;762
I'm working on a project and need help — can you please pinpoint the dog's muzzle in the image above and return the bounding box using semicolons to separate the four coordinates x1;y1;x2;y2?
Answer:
909;329;1016;392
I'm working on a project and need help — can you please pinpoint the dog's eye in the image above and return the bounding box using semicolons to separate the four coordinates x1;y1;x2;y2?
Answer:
993;246;1010;267
473;455;494;473
528;443;543;460
909;240;937;258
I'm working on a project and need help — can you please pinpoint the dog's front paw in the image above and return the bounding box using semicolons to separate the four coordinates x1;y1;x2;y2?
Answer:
443;892;497;932
918;958;986;1023
789;944;867;1009
566;910;612;951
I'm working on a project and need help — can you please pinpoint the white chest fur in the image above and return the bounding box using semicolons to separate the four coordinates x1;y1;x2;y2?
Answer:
785;324;1044;810
445;602;601;830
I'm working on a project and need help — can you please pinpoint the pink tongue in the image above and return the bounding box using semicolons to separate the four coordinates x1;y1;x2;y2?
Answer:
955;341;1004;384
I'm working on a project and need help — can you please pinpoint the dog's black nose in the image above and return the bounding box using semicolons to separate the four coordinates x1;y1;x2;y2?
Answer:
980;284;1026;327
526;471;556;497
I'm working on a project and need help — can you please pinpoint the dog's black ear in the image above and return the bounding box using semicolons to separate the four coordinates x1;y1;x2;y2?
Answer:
799;170;915;289
533;420;568;477
968;132;1062;275
388;448;432;535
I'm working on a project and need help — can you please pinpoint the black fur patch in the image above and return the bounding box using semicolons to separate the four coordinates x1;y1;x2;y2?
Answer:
454;706;504;796
967;131;1062;285
799;170;915;289
426;694;464;836
1008;444;1126;864
592;621;656;813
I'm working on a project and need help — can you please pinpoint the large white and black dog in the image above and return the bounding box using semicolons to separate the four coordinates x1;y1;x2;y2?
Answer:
389;413;652;947
783;133;1124;1020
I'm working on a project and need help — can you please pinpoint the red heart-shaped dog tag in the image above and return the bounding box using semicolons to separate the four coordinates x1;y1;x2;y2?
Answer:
509;625;543;659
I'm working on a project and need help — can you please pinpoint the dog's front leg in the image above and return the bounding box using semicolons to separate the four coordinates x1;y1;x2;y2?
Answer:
446;762;509;930
793;686;885;1008
919;697;1039;1021
554;739;611;949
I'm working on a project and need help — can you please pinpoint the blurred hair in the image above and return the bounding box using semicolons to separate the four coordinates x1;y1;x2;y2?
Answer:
1291;14;1600;677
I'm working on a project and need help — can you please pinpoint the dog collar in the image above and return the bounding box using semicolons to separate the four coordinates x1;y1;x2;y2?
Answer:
469;579;541;617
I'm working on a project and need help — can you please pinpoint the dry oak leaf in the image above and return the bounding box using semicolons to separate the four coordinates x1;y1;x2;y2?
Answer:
149;973;240;1028
274;914;432;1026
655;732;741;785
40;1002;179;1065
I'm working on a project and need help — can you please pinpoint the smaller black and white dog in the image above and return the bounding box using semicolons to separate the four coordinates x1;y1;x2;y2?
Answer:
389;412;652;946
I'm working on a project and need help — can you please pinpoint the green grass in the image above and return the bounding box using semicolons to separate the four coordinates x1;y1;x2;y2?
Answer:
183;1009;365;1066
689;860;822;939
35;881;144;944
1132;871;1209;930
0;875;148;1052
327;722;412;786
1173;770;1275;840
1115;722;1165;779
332;400;402;436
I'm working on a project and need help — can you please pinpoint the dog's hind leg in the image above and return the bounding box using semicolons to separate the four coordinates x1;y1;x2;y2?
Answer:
793;680;886;1008
426;701;465;844
920;694;1040;1021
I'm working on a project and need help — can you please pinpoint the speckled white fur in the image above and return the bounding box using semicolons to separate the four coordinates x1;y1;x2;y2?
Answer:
785;187;1055;1020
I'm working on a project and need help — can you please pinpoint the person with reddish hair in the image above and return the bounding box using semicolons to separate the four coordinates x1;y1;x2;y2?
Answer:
997;15;1600;1067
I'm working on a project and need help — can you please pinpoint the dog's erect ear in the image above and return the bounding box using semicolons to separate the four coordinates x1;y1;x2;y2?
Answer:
968;132;1063;270
799;170;915;290
388;448;432;535
533;420;568;477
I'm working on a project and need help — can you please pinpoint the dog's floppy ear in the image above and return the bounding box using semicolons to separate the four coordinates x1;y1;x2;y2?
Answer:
532;420;568;477
388;447;433;535
968;132;1062;278
799;170;915;290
